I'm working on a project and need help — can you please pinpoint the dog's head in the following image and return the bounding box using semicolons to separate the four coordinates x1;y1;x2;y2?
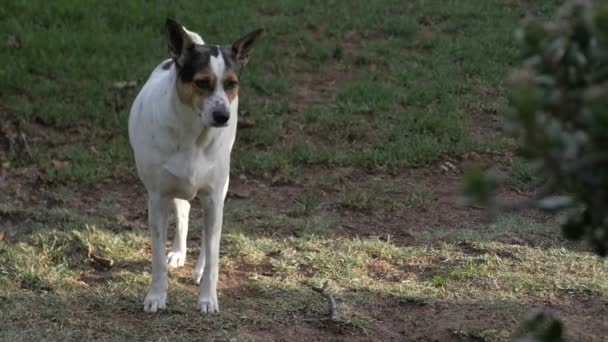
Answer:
166;18;263;127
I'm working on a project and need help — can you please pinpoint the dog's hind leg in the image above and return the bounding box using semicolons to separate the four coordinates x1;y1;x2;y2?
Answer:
193;232;205;285
195;182;227;314
143;193;171;313
167;198;190;268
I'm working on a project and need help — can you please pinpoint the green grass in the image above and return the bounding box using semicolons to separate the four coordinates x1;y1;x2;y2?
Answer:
4;0;606;341
1;0;560;180
507;157;536;192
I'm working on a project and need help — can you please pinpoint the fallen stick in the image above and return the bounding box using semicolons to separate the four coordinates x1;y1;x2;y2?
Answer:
312;281;337;320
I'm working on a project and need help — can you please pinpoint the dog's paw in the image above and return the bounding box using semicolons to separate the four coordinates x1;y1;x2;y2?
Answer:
166;250;186;268
143;290;167;313
197;294;219;314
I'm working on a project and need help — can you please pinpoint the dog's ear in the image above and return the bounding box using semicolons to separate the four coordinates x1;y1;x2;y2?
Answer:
166;18;193;66
232;28;264;67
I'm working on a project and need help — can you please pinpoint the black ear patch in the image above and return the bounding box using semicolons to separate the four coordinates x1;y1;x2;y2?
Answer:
209;45;220;57
161;60;173;70
176;45;226;83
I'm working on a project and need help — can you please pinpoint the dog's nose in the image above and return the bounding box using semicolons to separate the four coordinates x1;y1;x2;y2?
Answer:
212;110;229;125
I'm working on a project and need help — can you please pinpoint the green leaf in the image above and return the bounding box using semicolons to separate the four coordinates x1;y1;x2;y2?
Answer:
591;2;608;45
509;69;543;124
536;196;575;212
562;215;586;240
462;167;499;206
516;19;551;57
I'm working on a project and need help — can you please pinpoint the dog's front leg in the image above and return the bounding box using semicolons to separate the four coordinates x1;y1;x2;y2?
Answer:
195;191;225;314
167;198;190;268
143;193;171;313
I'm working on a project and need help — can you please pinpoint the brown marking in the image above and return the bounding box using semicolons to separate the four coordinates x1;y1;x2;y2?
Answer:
175;69;216;111
223;71;239;103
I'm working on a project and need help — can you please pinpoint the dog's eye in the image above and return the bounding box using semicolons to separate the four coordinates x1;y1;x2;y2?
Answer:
224;80;238;90
194;79;213;90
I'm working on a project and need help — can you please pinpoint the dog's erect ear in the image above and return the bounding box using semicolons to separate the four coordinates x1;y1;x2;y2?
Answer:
232;28;264;67
166;18;193;66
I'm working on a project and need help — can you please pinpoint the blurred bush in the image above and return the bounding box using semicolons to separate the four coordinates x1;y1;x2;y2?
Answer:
464;0;608;256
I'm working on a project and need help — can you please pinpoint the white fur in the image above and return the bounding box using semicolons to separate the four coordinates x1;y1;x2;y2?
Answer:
183;26;204;45
129;29;237;314
200;51;231;127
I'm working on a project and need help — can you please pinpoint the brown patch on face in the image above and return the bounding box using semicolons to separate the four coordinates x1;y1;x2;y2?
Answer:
223;71;239;103
175;69;216;111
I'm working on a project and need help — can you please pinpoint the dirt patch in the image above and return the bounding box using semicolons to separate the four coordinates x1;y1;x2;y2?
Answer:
348;295;607;342
237;324;373;342
226;160;544;245
553;296;608;340
0;94;542;251
364;298;505;342
290;63;355;112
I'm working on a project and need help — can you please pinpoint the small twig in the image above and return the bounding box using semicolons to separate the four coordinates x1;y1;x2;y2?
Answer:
252;82;271;96
312;281;337;320
19;132;32;158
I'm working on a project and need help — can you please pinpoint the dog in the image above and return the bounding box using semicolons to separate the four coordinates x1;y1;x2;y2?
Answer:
128;18;263;313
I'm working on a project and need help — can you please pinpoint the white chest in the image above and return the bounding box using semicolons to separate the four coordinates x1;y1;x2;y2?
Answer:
159;147;216;200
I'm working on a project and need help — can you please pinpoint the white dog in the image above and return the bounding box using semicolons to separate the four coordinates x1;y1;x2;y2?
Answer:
128;18;262;313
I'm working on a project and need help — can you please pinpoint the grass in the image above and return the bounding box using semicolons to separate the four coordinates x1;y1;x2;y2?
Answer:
1;212;607;341
507;157;536;192
2;0;606;341
1;0;559;180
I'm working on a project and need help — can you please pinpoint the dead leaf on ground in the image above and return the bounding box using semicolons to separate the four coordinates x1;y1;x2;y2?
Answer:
115;214;127;223
227;190;251;199
87;243;114;269
7;35;21;49
51;160;71;169
115;213;145;230
90;253;114;269
113;80;138;89
271;174;293;186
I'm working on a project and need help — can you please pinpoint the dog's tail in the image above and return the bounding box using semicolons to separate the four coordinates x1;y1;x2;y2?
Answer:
183;26;204;45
